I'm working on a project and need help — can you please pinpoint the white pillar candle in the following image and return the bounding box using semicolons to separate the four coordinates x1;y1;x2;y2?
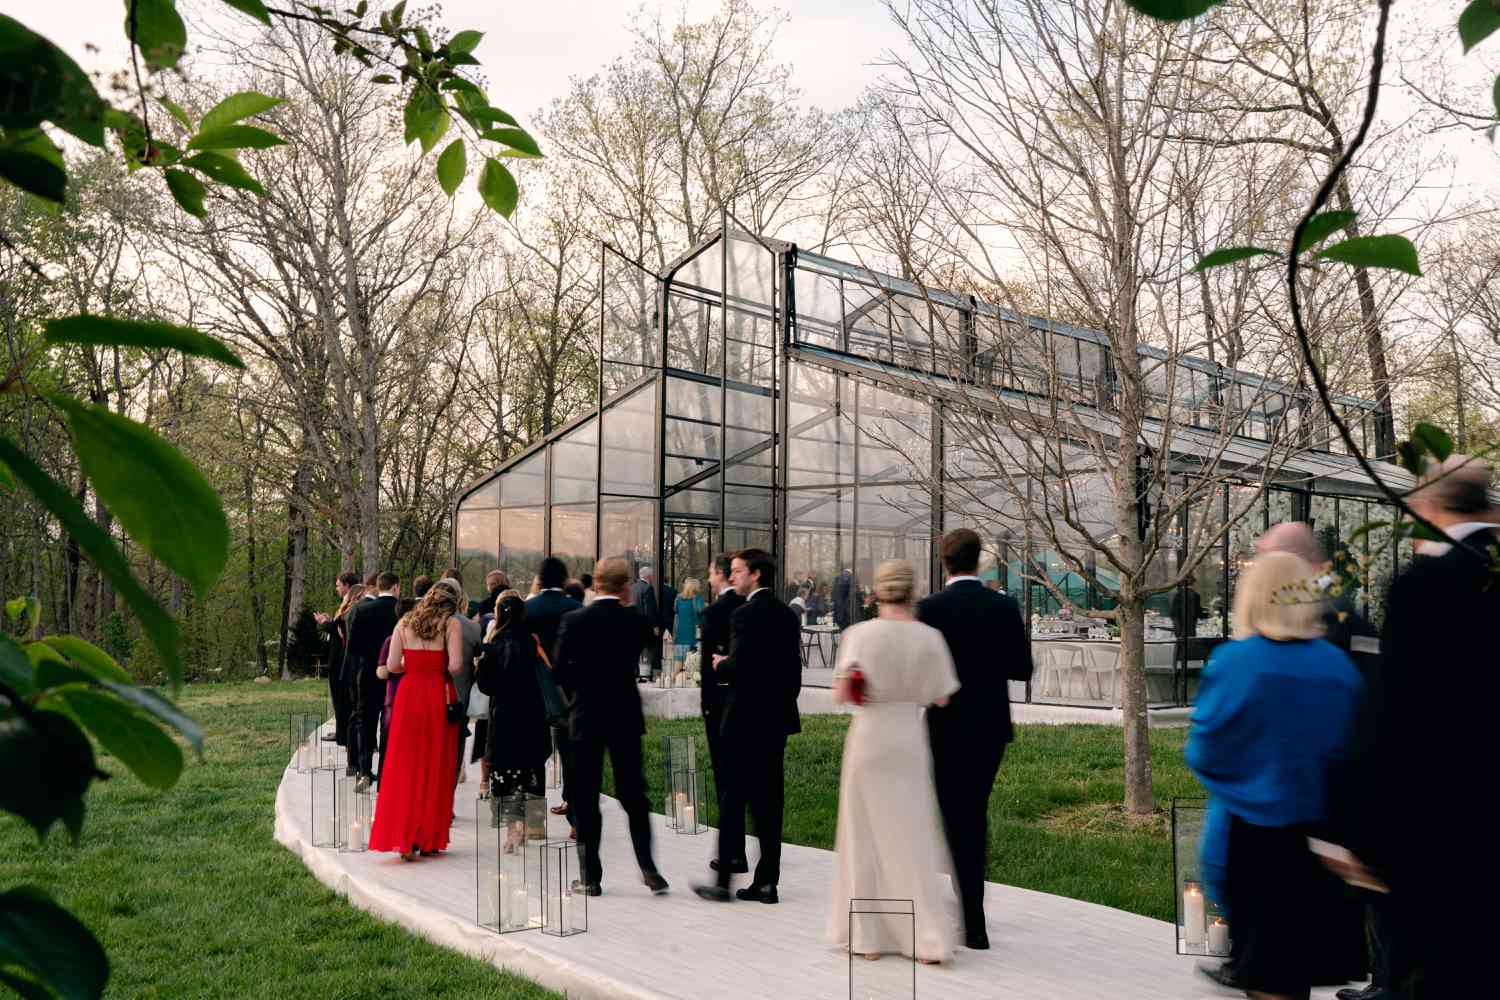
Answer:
1182;884;1207;947
1208;918;1229;955
682;804;694;830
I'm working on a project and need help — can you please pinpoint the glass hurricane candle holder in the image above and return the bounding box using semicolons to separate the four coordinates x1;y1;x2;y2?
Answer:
671;769;703;836
541;839;588;937
309;765;339;849
545;732;563;790
848;898;915;999
476;793;545;933
1172;798;1214;955
336;773;371;853
661;734;696;827
289;712;321;772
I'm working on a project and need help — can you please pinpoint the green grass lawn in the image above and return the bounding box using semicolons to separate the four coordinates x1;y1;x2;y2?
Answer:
628;715;1203;922
3;683;1199;997
0;680;560;1000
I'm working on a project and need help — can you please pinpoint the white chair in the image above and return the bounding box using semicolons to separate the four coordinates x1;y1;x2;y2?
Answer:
1082;643;1121;707
1038;643;1084;698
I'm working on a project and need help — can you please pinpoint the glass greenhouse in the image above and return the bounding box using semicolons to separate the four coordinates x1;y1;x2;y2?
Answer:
453;228;1408;708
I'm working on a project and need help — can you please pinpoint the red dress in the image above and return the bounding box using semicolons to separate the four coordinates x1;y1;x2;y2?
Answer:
369;646;459;854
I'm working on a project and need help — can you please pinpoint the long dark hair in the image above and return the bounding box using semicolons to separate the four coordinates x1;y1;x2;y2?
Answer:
495;594;529;637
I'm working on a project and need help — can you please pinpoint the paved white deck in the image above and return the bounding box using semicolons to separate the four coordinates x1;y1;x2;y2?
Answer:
275;740;1353;999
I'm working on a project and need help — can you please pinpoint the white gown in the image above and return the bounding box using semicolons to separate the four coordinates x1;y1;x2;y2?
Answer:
825;617;960;962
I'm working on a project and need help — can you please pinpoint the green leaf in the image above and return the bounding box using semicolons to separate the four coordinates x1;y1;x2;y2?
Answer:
56;687;183;790
49;395;230;597
0;15;108;146
1122;0;1226;21
1396;440;1426;477
32;652;92;693
470;106;519;127
436;138;464;196
199;90;283;132
1346;520;1392;544
187;124;285;151
181;151;265;195
1459;0;1500;54
1192;246;1276;272
96;680;202;757
1314;234;1422;277
0;710;102;841
39;637;132;686
1295;210;1356;253
215;0;272;25
0;886;110;998
0;150;65;204
0;634;34;699
477;157;518;217
481;127;542;158
448;29;483;55
126;0;188;72
1407;520;1447;543
156;96;192;130
1410;422;1455;462
164;168;206;217
403;88;449;154
44;315;246;368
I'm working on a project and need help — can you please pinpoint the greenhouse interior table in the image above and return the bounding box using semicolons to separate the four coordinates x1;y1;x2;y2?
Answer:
1029;638;1181;707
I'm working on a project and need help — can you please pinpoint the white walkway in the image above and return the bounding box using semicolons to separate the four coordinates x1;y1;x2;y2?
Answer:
274;747;1346;999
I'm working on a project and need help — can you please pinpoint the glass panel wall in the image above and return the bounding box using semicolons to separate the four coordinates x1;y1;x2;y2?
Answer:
602;499;656;578
550;504;596;580
500;507;545;588
455;506;499;599
602;384;658;496
552;418;597;504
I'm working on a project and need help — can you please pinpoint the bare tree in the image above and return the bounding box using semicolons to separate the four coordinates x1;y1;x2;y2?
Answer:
881;0;1321;813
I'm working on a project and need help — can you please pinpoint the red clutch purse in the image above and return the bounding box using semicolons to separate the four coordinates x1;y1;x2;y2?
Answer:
846;667;866;706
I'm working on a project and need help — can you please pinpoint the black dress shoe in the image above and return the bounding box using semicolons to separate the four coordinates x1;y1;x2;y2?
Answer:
570;880;602;897
964;930;990;950
709;858;749;874
693;883;732;902
1196;960;1246;992
320;732;337;742
1335;986;1385;1000
642;871;669;895
736;884;778;904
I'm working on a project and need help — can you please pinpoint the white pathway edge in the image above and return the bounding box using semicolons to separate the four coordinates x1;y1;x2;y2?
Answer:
275;745;1346;999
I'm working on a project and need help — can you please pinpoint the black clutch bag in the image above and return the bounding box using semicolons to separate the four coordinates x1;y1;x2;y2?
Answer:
445;700;466;724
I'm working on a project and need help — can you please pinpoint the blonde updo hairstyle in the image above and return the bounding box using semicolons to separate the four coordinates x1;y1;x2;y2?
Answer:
873;559;915;605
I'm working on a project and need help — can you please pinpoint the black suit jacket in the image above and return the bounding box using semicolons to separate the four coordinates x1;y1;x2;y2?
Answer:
661;582;678;635
345;595;399;683
630;579;660;629
698;588;745;711
551;598;656;741
916;580;1032;745
716;590;802;743
525;589;583;662
1330;528;1498;881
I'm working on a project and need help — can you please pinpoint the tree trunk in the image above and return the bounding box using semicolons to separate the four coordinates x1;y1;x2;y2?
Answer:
245;462;268;677
1333;178;1396;457
1117;594;1154;815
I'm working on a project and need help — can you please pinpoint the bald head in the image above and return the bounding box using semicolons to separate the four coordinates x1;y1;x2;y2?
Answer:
1256;521;1325;566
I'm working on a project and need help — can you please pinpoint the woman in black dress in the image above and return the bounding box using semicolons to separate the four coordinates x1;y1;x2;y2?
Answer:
474;595;552;801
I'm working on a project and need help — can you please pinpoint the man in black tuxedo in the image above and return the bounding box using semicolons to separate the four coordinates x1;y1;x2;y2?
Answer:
694;548;801;905
551;557;668;896
630;565;664;680
346;571;401;788
831;567;861;630
1323;456;1496;1000
916;529;1032;949
697;554;746;873
527;557;582;825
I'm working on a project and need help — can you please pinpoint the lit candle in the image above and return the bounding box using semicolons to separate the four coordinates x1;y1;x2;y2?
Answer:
1208;917;1229;955
1182;882;1206;948
674;790;687;825
682;804;694;830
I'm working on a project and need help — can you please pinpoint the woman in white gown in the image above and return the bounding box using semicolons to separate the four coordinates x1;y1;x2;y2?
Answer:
826;560;960;965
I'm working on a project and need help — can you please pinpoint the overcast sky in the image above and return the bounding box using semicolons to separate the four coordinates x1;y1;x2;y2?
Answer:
10;1;1496;217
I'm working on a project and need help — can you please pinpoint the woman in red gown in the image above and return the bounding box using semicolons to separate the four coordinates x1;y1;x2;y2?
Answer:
369;582;463;860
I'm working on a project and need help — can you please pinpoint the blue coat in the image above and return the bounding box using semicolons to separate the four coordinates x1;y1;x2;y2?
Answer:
673;595;704;647
1186;635;1362;905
